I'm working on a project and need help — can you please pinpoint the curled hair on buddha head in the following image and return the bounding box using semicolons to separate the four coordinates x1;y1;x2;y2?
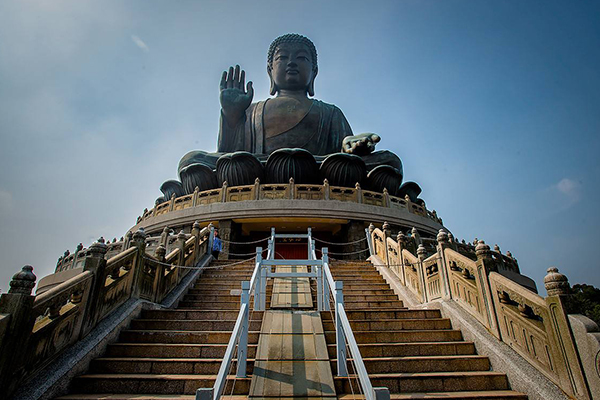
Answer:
267;33;318;96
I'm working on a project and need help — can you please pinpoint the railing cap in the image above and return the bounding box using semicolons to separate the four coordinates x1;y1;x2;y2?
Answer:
544;267;570;296
436;229;449;244
8;265;36;295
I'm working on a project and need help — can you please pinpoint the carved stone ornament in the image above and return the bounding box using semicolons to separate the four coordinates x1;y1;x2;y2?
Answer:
180;163;219;194
216;151;264;187
320;152;367;188
265;148;319;184
8;265;37;295
160;180;186;200
397;181;422;202
437;229;449;244
544;267;570;296
366;165;403;196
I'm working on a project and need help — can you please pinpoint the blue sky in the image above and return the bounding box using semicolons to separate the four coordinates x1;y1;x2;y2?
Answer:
0;0;599;294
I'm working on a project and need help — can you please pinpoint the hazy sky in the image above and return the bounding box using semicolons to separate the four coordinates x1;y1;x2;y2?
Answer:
1;0;599;294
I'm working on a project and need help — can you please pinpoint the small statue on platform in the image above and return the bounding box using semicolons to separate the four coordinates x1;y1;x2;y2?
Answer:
162;34;420;203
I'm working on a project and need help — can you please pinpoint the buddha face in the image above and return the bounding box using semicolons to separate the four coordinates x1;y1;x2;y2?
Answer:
269;42;317;95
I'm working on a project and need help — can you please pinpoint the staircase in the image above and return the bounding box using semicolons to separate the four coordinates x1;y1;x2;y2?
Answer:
323;260;527;400
57;258;528;399
58;260;266;399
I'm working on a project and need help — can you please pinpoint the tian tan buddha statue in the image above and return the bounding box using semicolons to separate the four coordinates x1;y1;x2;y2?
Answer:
158;34;422;204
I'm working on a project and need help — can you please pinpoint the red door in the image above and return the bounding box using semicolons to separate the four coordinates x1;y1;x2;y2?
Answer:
275;243;308;260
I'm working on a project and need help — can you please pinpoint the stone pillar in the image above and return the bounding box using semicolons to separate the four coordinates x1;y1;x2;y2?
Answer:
191;220;201;263
123;230;133;250
192;186;199;207
474;241;501;338
130;228;148;299
221;181;228;203
218;219;233;260
417;244;428;303
323;179;330;200
289;177;295;199
176;230;187;266
153;244;167;302
254;178;261;200
382;221;391;266
436;229;452;300
543;268;591;400
80;239;108;337
346;220;365;260
355;183;362;204
397;231;407;285
0;266;37;395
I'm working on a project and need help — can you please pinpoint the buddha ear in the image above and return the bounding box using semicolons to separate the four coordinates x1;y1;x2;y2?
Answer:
267;66;278;96
308;67;318;97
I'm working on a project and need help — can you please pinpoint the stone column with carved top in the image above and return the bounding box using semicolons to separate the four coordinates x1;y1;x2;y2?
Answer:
474;240;501;338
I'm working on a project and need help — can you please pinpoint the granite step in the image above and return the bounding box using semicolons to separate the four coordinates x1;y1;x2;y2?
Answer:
334;371;510;393
140;309;264;320
321;318;452;331
325;341;477;357
119;329;260;344
129;319;263;331
338;391;527;399
70;374;251;395
323;329;464;343
106;343;258;358
331;355;490;373
321;309;441;320
89;357;255;375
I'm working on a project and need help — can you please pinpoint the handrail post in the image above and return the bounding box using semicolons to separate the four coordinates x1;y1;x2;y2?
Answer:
260;261;267;311
237;281;250;377
323;248;330;311
316;263;323;311
307;227;312;259
254;247;262;311
365;227;374;257
335;280;348;377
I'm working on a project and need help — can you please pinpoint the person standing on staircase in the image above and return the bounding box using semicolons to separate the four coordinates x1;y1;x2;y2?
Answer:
212;229;223;259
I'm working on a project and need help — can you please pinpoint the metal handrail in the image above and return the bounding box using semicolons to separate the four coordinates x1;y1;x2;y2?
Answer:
197;229;388;400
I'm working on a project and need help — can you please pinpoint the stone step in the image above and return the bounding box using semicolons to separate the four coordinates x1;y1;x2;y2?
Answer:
106;343;258;358
338;289;398;296
342;283;394;290
70;374;251;395
331;355;490;373
90;357;255;375
129;319;262;331
321;309;441;320
324;329;463;343
321;318;452;331
342;300;404;309
183;294;248;302
119;330;260;344
326;341;476;357
334;371;510;393
338;391;527;399
57;395;246;400
177;301;243;309
337;294;400;302
140;309;264;320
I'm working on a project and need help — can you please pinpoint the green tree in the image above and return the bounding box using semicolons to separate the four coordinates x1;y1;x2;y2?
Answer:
570;284;600;326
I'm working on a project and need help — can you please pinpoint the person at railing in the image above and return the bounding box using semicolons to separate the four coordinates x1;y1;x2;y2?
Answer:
212;230;223;259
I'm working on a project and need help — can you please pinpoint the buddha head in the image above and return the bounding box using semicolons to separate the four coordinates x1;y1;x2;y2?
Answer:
267;33;318;96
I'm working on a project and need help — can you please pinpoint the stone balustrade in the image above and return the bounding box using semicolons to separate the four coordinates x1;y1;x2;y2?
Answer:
139;179;443;226
0;222;210;398
370;225;598;400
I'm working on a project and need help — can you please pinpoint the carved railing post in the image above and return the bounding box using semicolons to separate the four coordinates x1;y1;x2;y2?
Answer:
417;244;428;303
323;179;330;200
397;231;407;285
130;228;148;299
176;230;186;266
0;265;37;395
355;183;362;204
153;245;167;302
208;223;215;257
254;178;261;200
543;268;591;400
80;239;109;337
383;188;391;208
221;181;228;202
123;230;133;250
436;229;452;300
289;177;295;199
168;193;176;211
411;227;421;249
382;221;391;266
191;220;201;263
474;241;501;338
192;186;199;207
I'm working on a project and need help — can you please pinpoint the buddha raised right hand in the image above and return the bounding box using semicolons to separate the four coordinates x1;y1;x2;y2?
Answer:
220;65;254;126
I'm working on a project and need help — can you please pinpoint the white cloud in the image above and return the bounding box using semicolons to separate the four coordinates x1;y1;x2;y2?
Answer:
555;178;582;202
131;35;150;52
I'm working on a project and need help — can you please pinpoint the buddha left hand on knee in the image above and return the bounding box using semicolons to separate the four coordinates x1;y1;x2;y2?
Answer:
341;133;381;156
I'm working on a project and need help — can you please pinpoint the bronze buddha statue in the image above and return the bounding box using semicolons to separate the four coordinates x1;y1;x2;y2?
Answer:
162;34;419;203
